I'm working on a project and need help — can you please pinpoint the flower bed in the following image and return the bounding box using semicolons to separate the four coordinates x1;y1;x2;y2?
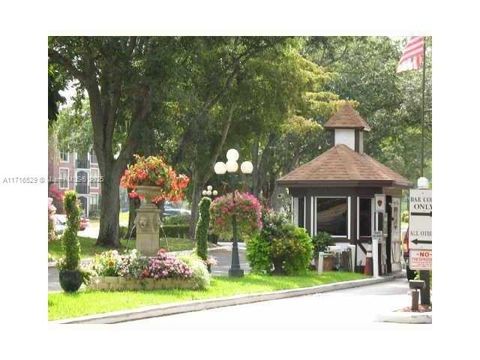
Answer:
87;249;209;291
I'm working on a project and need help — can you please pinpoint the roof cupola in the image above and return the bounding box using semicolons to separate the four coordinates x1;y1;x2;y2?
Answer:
324;104;370;153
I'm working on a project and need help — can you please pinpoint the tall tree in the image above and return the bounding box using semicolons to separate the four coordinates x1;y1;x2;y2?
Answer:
49;37;179;247
168;37;288;237
305;36;432;182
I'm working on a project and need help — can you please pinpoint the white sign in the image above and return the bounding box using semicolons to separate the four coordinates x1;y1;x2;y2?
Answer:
371;231;382;278
409;249;432;270
375;194;386;213
409;189;432;250
372;230;383;243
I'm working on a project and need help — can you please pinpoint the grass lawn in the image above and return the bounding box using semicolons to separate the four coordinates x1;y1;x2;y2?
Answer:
48;272;366;320
48;236;198;260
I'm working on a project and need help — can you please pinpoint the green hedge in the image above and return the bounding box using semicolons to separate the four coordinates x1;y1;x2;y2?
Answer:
195;197;211;260
160;225;190;238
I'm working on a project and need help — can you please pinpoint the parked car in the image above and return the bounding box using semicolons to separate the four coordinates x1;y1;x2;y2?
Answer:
54;214;89;233
79;216;89;231
163;206;191;217
54;214;67;235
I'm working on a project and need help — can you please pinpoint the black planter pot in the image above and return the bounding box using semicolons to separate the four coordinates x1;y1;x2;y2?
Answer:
59;269;83;293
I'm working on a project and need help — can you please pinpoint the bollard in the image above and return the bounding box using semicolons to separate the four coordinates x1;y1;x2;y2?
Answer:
364;250;373;276
411;289;419;311
317;252;325;273
409;280;425;312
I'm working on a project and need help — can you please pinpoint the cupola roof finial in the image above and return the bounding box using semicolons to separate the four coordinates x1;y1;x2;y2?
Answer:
324;103;371;132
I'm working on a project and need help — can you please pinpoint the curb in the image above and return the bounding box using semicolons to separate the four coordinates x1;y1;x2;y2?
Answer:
52;272;405;324
377;311;432;324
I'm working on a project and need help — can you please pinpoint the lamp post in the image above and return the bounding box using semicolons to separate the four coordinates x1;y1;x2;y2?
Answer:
202;185;218;198
214;148;253;277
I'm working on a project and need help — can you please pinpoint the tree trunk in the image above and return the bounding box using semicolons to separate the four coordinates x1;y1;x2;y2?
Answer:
127;195;139;239
251;139;260;197
188;173;204;240
96;173;121;247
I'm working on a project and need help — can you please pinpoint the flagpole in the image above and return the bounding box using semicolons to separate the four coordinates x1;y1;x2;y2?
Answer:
421;38;426;178
419;37;431;307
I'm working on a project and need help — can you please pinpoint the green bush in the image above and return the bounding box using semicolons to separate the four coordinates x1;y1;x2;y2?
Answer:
195;197;211;261
177;253;211;289
163;214;190;225
160;225;190;238
60;191;81;270
312;231;334;257
246;233;272;274
246;210;313;275
401;210;409;223
271;225;313;275
247;211;289;274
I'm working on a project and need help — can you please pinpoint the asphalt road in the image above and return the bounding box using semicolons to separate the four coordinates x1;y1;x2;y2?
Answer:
115;278;430;329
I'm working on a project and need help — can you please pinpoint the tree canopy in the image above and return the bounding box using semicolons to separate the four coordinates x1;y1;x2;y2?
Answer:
49;36;432;245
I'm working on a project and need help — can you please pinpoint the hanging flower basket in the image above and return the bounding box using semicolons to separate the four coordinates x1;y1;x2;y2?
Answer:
210;191;263;241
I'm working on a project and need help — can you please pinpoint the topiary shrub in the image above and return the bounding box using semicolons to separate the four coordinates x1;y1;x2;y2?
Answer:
246;210;313;275
57;191;88;292
61;191;81;270
195;197;211;261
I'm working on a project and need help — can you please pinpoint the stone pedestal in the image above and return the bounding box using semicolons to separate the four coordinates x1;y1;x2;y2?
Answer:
134;186;161;256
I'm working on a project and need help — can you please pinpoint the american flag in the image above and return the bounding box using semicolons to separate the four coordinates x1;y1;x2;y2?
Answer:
396;36;425;73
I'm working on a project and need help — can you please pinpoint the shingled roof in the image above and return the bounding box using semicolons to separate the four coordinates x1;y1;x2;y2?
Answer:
324;104;371;132
277;144;412;188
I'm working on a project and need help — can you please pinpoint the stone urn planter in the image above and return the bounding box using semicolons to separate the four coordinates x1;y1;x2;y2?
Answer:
134;185;162;256
59;269;83;293
136;185;162;208
323;254;335;271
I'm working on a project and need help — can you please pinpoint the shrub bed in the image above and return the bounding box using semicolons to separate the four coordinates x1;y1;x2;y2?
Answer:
88;249;210;291
247;211;313;275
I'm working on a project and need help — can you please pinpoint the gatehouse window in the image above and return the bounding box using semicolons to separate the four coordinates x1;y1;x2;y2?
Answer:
298;197;305;228
359;198;372;237
316;197;349;237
